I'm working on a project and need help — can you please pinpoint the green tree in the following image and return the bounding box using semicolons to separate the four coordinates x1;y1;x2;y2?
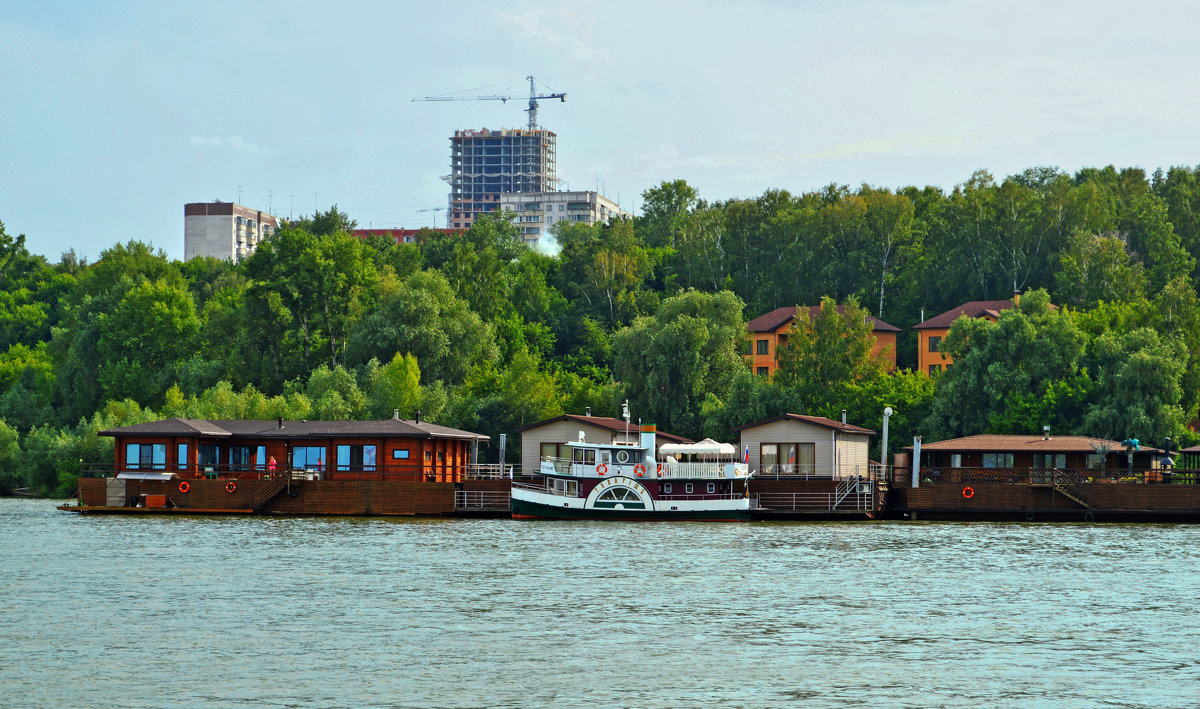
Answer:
640;179;699;248
1082;328;1188;442
96;278;202;405
611;289;745;439
1053;230;1147;308
774;298;889;407
345;270;497;385
926;290;1087;437
365;353;423;419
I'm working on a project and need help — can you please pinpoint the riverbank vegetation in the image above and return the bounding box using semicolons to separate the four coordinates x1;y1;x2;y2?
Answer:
4;163;1200;495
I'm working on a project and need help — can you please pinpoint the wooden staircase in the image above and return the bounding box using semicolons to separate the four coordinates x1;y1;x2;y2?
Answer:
1053;483;1094;510
251;473;296;512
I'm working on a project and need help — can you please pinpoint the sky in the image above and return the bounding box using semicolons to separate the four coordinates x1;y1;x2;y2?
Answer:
2;0;1199;262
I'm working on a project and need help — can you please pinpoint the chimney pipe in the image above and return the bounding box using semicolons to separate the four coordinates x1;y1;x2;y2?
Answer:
393;409;400;421
1043;424;1050;440
414;409;420;425
277;417;283;429
586;406;591;417
841;409;847;425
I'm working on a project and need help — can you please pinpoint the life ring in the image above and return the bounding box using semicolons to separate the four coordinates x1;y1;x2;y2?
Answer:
1024;511;1035;522
179;481;190;493
656;464;664;477
634;464;646;477
1083;510;1095;522
962;486;975;499
226;481;237;494
596;463;607;476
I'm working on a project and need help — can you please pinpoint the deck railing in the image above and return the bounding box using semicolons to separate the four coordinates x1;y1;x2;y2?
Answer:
454;490;511;509
80;462;515;482
757;490;876;512
892;467;1200;486
752;464;878;482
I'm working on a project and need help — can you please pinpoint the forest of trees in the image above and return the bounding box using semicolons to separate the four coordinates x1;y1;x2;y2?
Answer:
4;163;1200;496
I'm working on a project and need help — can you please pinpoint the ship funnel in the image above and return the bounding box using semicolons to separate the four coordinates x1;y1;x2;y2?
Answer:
640;424;657;463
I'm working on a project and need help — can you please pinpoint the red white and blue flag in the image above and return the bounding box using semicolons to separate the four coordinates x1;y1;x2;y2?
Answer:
744;446;750;463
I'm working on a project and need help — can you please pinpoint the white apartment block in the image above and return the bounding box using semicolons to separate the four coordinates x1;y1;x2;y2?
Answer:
499;191;629;243
184;202;280;262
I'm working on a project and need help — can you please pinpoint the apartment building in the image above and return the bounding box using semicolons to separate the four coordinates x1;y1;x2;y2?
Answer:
499;190;629;242
184;202;280;262
447;128;556;228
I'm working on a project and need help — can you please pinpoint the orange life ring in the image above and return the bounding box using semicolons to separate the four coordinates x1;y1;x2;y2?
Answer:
179;481;190;493
634;464;646;477
596;463;607;476
962;486;975;499
226;481;237;494
656;464;664;477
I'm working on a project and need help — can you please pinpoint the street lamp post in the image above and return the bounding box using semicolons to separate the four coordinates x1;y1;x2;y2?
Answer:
881;407;893;480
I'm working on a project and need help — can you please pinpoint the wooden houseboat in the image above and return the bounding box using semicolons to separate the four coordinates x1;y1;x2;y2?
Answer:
891;433;1200;521
510;424;753;521
63;416;506;516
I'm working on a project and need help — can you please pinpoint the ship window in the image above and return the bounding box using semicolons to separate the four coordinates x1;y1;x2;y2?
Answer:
597;487;640;502
255;445;267;470
126;443;167;470
982;453;1014;468
198;444;220;472
392;449;411;460
583;449;596;465
663;483;672;494
573;447;584;463
685;483;694;494
230;446;251;471
616;449;630;464
707;483;716;493
292;446;326;471
177;443;188;470
337;445;377;471
600;450;611;464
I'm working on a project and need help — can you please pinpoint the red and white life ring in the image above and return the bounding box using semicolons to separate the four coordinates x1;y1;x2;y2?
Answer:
634;464;646;477
596;464;608;476
226;481;238;494
179;481;190;493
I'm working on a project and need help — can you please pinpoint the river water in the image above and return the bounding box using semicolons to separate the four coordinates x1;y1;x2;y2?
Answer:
3;499;1199;708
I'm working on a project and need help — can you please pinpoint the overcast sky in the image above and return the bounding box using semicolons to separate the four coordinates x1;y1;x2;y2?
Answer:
2;0;1198;261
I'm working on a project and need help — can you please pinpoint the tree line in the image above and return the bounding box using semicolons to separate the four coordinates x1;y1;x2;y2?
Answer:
3;163;1200;495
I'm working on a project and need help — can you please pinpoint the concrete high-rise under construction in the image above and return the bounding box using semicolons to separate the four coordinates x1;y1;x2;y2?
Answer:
446;128;556;228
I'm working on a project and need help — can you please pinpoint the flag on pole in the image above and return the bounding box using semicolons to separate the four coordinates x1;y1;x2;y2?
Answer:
744;446;750;464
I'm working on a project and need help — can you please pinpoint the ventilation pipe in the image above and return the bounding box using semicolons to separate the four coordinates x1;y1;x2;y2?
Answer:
393;409;401;421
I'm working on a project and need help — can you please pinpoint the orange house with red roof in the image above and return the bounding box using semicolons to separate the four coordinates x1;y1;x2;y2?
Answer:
745;305;899;376
913;297;1021;375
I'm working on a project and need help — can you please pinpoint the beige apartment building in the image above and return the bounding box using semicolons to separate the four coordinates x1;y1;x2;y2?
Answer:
499;190;629;242
184;202;280;262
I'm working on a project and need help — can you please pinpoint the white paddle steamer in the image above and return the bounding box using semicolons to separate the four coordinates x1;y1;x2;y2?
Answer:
510;423;752;521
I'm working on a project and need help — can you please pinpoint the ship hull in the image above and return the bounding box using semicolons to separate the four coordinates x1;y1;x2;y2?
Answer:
510;491;751;521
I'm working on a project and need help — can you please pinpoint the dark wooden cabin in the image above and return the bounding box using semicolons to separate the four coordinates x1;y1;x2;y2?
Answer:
102;417;489;483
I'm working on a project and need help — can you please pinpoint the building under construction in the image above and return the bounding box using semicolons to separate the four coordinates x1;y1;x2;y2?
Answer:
447;128;556;228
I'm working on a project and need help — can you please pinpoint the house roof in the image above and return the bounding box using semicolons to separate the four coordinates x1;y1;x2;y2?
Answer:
734;413;875;435
514;414;692;444
746;305;901;334
100;417;488;441
907;434;1161;454
913;300;1016;330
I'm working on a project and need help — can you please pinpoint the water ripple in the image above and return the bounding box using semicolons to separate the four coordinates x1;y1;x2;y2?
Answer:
3;501;1200;708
